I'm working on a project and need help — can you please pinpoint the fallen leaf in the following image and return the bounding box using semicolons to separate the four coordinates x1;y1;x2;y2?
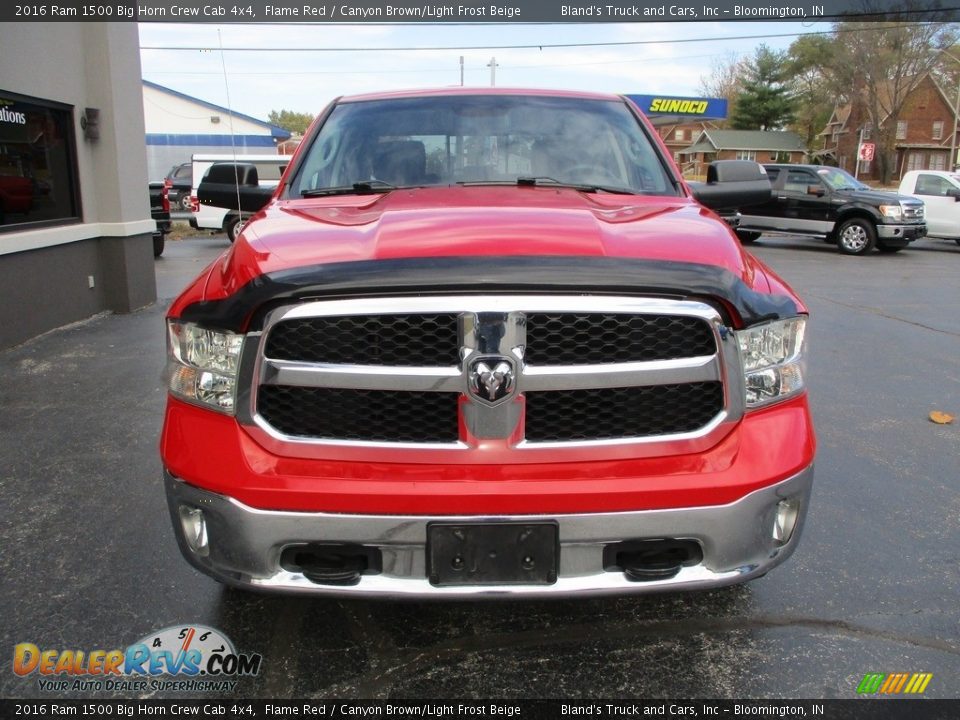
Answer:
929;411;955;425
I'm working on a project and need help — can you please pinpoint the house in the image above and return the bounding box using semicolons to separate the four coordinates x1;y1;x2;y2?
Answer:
142;80;291;181
677;129;807;179
655;120;721;161
817;74;958;182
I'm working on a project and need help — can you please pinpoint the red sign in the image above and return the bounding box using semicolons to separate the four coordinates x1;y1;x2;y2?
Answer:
859;142;875;162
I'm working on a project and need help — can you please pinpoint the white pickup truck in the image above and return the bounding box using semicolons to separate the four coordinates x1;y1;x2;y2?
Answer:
898;170;960;245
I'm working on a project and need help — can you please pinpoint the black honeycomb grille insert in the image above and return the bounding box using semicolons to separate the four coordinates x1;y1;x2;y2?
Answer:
524;382;724;442
265;314;460;366
524;313;715;365
258;386;460;443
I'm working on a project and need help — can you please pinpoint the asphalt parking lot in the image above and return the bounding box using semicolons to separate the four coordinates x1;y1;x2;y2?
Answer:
1;231;958;700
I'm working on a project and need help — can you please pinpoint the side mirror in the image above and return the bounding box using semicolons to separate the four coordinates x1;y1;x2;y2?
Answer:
807;184;825;197
689;160;772;212
947;187;960;201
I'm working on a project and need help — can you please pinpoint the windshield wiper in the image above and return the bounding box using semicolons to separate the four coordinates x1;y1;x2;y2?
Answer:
515;176;638;195
301;180;396;197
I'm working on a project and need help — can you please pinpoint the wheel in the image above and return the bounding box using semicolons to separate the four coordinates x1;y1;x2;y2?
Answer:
225;215;245;243
835;218;876;255
175;191;192;212
152;233;165;258
736;230;760;244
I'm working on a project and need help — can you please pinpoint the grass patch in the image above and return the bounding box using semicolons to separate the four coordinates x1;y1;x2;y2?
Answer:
168;221;215;241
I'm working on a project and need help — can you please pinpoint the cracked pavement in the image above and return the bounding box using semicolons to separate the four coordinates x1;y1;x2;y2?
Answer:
0;232;958;700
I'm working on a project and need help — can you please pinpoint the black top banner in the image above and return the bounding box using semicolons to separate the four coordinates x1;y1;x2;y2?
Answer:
2;699;960;719
0;698;960;720
4;0;959;23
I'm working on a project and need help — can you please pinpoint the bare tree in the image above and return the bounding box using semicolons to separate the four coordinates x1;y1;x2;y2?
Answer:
787;34;836;153
829;21;957;183
697;51;747;128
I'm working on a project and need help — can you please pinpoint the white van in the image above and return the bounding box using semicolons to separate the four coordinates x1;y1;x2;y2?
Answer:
189;153;292;241
898;170;960;245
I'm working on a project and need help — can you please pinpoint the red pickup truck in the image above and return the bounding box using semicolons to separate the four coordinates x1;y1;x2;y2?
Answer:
161;88;814;598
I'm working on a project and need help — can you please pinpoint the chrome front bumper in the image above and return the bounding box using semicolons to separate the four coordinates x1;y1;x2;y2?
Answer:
877;223;926;240
163;466;813;598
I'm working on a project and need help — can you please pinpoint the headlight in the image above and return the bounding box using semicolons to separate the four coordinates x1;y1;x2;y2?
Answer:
736;317;806;408
167;321;245;413
879;204;903;220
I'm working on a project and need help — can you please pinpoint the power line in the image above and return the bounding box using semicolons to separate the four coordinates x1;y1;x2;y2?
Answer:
138;22;950;53
140;50;741;76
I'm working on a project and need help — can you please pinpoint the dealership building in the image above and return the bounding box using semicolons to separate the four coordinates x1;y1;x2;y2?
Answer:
0;23;156;350
142;79;290;182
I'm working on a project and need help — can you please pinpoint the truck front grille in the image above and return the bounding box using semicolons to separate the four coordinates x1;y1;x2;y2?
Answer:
247;296;738;455
258;386;460;443
266;314;460;366
525;313;716;364
525;382;724;442
902;204;924;221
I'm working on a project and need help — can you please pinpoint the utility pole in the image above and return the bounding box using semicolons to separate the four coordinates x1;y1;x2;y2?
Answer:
854;126;864;179
459;56;464;87
487;57;498;87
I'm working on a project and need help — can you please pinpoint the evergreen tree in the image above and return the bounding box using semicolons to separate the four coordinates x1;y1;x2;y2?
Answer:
730;45;795;130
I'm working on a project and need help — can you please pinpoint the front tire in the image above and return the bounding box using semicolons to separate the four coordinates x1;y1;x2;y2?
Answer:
836;218;876;255
735;230;760;244
153;233;165;258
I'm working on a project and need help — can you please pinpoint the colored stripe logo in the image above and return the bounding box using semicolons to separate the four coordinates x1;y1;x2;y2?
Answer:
857;673;933;694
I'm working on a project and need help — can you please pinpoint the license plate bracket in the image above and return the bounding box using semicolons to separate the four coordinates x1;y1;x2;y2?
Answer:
428;522;558;587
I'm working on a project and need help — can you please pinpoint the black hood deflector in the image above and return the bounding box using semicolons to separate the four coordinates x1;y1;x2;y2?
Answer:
179;256;800;331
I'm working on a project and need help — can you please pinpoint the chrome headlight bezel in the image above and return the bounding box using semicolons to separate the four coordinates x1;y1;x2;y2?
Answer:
735;316;807;409
166;321;245;414
879;203;904;221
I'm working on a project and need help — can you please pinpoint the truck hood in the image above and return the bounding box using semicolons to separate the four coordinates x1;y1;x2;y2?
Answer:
176;186;803;328
835;188;923;206
232;185;752;281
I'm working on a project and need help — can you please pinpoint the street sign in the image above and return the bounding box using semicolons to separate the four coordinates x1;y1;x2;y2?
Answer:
859;142;876;162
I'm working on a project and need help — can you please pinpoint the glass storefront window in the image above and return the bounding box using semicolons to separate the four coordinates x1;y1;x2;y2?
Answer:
0;90;81;231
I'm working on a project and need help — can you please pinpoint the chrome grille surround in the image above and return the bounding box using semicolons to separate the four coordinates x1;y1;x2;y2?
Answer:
236;295;744;464
902;203;924;221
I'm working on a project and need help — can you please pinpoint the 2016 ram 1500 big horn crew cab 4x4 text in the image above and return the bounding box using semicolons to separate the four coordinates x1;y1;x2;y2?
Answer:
161;89;815;598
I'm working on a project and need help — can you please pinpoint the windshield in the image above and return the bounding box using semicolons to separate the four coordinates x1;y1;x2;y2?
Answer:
816;167;870;191
290;94;676;196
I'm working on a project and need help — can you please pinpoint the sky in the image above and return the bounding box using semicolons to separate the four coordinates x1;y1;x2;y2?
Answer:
137;21;826;123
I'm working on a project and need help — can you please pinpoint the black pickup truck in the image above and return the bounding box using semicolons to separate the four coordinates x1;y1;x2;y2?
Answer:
149;181;171;258
735;164;926;255
196;162;275;242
